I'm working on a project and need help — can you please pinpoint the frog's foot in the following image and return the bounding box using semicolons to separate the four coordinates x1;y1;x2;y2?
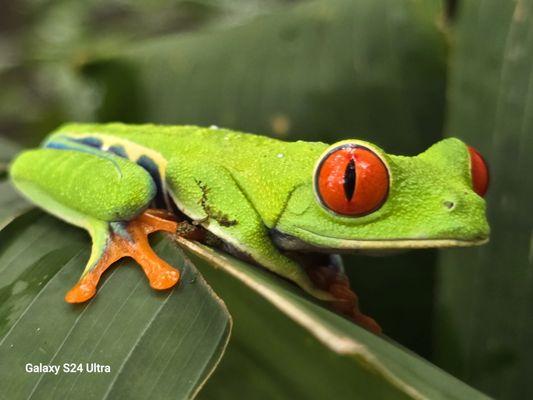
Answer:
307;266;382;334
65;209;181;303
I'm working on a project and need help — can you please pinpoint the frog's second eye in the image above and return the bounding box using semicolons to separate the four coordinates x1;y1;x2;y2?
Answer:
468;146;489;197
314;144;389;216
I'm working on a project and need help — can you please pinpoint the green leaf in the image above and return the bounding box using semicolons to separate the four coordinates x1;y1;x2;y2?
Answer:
0;139;32;228
174;238;489;400
0;136;21;163
0;211;231;400
435;1;533;399
0;136;21;178
0;181;32;230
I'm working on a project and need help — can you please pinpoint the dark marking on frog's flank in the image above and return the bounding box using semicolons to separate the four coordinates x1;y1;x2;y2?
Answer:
45;141;70;150
196;179;238;227
137;155;165;208
108;145;128;158
71;136;103;149
343;158;356;201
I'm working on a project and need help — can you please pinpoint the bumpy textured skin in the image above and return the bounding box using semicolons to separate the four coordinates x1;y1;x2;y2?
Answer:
9;123;490;297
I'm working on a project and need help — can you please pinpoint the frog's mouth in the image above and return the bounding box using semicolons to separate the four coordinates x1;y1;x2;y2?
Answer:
270;228;489;254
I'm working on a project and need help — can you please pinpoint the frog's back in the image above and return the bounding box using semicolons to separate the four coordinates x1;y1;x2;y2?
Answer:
50;123;286;155
48;122;328;175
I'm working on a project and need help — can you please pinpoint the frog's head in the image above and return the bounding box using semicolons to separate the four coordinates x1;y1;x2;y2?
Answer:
273;138;490;252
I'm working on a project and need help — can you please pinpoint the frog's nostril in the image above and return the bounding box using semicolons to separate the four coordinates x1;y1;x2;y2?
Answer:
443;200;455;210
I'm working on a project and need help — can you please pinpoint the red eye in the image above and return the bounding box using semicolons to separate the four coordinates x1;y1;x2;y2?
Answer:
314;144;389;216
468;146;489;197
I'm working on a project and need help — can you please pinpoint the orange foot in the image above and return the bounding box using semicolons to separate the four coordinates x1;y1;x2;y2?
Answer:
65;209;181;303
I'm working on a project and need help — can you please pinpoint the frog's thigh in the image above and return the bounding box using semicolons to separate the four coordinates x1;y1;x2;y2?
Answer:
166;158;327;298
10;148;156;226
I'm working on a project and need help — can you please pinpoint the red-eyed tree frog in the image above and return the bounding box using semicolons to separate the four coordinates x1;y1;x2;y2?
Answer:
9;123;490;333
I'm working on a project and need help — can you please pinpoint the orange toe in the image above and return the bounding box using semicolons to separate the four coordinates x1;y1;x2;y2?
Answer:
148;268;180;290
65;209;181;303
65;278;98;303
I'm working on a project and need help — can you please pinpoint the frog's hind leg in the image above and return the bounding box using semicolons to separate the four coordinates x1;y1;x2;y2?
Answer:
304;257;382;334
65;210;180;303
10;148;181;303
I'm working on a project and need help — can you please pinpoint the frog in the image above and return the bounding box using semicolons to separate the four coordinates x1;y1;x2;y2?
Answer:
9;123;490;333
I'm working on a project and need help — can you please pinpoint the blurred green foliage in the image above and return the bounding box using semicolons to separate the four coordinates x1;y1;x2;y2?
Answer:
0;0;302;144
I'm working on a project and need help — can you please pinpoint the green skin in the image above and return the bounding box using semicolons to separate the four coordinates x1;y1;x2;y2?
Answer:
9;123;490;299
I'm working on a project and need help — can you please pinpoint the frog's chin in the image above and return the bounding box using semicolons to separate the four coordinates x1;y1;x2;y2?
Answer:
270;228;489;253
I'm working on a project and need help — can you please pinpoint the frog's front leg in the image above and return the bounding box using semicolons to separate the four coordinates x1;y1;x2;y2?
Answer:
10;149;181;303
66;209;180;302
166;157;328;300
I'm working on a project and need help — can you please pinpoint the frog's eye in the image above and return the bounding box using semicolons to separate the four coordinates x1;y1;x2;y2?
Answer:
468;146;489;197
314;143;389;216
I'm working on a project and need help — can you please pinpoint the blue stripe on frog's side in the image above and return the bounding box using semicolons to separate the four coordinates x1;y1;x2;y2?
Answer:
70;136;103;149
108;145;128;158
137;155;165;207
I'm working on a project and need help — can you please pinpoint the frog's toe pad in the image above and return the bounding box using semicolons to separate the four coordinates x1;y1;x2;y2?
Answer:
149;269;180;290
141;256;180;291
65;209;181;304
65;278;98;303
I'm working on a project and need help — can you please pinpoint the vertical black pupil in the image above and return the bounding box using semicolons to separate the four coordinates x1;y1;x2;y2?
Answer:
343;158;356;201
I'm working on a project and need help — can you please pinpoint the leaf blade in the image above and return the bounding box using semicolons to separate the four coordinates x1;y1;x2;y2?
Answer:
0;212;231;400
176;238;490;400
